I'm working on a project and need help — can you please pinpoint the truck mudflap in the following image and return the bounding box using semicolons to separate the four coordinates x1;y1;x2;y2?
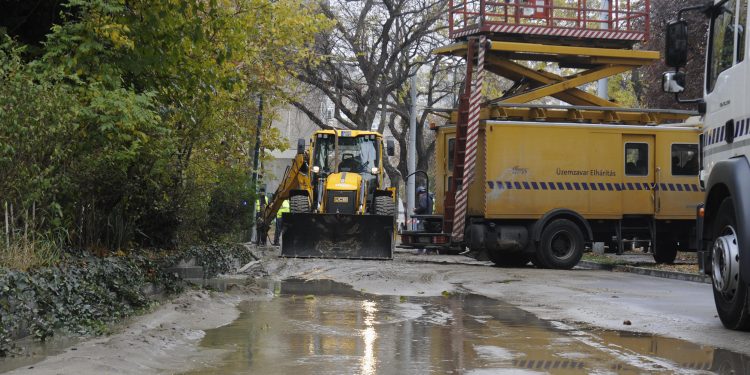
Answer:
280;212;394;259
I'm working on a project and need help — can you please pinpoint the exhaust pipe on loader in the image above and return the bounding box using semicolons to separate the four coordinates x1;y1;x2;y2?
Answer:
280;212;394;259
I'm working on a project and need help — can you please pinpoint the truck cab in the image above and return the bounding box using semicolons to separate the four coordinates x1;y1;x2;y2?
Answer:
663;0;750;330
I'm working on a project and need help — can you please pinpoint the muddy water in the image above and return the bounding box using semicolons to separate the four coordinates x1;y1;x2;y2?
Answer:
184;279;749;375
0;334;80;373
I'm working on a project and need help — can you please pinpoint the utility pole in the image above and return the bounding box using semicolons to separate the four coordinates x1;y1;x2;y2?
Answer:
406;73;417;228
250;95;264;243
597;0;610;100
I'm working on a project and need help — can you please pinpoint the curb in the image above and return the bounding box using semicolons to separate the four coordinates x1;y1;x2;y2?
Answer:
578;260;711;284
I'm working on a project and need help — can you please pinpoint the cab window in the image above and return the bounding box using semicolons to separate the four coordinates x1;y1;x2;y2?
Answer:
336;135;378;173
671;144;699;176
625;143;649;176
313;134;335;173
707;0;737;92
739;0;747;62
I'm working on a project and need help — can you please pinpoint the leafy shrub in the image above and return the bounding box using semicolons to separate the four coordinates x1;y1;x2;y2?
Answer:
0;242;250;356
0;253;183;356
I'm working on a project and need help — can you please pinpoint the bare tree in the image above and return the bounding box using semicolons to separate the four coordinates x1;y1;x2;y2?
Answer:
290;0;455;186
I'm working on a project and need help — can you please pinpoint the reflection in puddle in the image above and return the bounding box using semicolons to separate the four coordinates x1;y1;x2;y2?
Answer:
0;333;81;373
360;300;377;375
183;278;750;375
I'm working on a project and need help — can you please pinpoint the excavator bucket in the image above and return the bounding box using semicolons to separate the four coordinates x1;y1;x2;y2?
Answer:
280;213;394;259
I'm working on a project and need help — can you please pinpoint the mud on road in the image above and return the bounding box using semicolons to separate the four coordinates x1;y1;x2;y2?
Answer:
5;246;750;374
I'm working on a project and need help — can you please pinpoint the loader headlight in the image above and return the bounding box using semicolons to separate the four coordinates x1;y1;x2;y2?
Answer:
371;167;379;174
312;165;320;173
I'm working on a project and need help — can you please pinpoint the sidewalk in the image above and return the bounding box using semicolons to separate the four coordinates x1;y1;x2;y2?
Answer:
397;247;711;284
578;250;711;284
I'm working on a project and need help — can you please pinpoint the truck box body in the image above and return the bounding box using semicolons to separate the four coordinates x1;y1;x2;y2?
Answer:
399;119;705;266
435;121;703;221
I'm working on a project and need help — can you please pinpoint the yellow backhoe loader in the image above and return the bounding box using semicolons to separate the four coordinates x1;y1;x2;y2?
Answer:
258;129;397;259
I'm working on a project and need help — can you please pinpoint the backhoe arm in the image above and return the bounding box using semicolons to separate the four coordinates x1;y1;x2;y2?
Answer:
259;152;310;230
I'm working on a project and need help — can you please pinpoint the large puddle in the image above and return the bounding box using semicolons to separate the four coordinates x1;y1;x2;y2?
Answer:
183;279;750;374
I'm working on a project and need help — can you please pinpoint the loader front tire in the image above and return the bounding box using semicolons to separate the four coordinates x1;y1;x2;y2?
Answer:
535;219;584;270
290;195;310;213
374;196;395;216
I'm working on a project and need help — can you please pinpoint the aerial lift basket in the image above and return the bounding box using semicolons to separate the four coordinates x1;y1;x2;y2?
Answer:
280;212;394;260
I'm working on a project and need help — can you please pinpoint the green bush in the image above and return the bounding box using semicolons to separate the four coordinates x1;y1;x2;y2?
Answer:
1;0;328;256
0;242;252;356
0;253;183;356
205;169;256;242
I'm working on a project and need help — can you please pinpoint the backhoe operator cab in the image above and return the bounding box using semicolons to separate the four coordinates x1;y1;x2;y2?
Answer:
663;0;750;330
299;130;395;216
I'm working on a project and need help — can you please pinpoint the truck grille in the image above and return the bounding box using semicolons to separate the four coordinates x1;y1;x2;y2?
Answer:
325;191;357;214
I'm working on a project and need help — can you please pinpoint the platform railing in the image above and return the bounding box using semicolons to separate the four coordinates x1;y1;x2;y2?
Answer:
449;0;649;42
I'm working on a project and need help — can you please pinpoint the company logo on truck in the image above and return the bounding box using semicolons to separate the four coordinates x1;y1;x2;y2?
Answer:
556;168;616;176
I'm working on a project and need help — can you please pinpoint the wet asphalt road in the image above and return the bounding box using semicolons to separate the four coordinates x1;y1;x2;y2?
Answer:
4;248;750;375
183;278;749;374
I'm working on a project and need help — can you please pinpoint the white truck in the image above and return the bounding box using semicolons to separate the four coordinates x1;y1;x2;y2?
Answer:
663;0;750;330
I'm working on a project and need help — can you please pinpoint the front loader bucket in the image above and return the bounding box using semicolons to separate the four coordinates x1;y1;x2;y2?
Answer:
280;213;394;259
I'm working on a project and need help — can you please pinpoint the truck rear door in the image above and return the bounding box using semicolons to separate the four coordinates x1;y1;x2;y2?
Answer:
622;135;655;215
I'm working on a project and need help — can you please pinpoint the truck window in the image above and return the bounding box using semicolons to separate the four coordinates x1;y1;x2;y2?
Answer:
336;135;379;173
625;143;649;176
447;138;456;171
739;0;747;62
671;144;699;176
707;0;737;92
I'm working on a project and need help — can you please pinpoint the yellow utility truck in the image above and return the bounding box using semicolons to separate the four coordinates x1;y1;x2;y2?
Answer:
400;0;704;268
258;129;397;259
401;118;702;268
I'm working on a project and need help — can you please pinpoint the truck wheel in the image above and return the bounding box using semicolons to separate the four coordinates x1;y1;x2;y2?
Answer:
536;219;584;269
711;198;750;330
290;195;310;213
488;251;530;267
374;196;395;216
653;237;678;264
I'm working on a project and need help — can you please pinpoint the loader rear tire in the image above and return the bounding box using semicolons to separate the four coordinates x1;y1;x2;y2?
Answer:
535;219;584;270
374;196;395;216
290;195;310;213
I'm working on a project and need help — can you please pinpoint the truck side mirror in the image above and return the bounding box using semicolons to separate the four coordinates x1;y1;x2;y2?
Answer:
386;139;395;157
297;138;305;155
662;71;686;94
665;20;688;68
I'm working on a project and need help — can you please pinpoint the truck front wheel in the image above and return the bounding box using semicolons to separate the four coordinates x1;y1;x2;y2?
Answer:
535;219;584;270
711;197;750;330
